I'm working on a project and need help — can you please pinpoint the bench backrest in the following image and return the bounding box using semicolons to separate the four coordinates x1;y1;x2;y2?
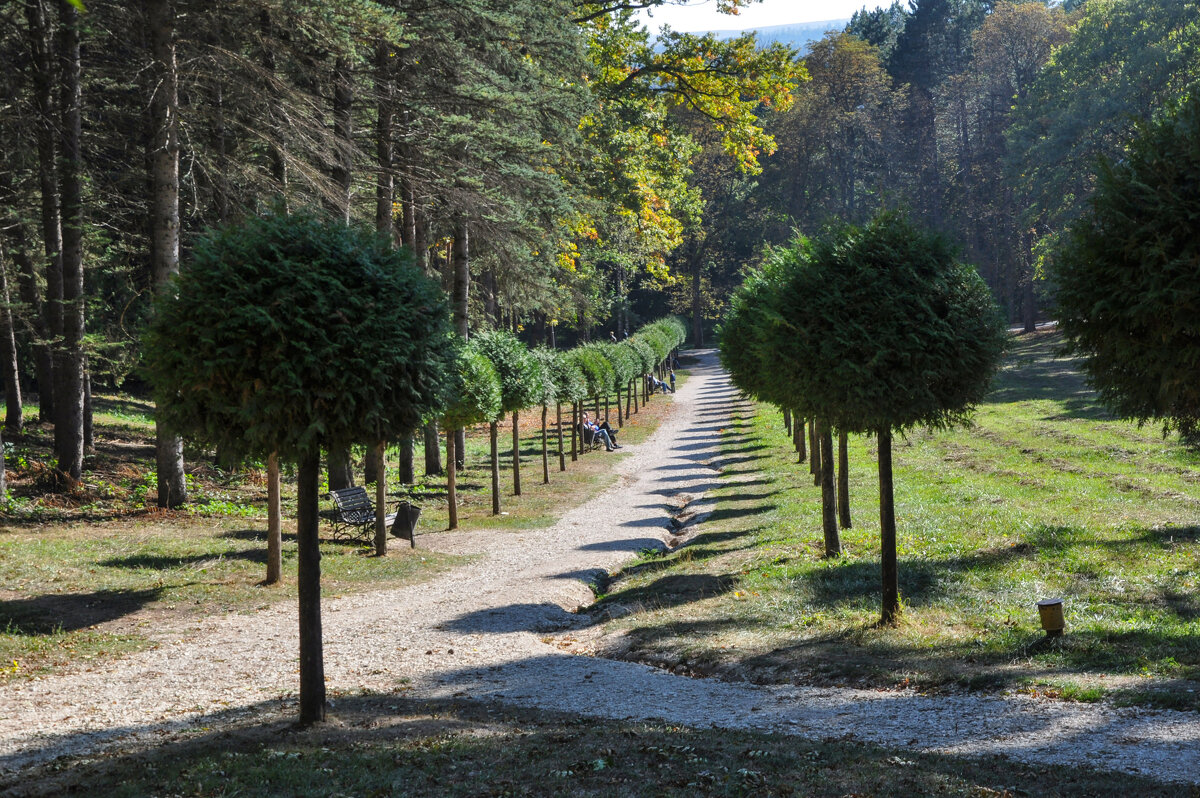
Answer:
329;486;372;514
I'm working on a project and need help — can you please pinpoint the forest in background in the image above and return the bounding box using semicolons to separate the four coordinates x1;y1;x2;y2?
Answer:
0;0;1198;489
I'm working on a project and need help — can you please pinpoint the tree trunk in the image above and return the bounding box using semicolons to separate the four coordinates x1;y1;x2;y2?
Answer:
0;212;53;424
512;410;521;496
296;448;326;724
266;452;282;585
327;447;354;491
452;221;469;338
374;42;394;238
632;379;638;414
54;0;84;484
82;366;92;453
0;255;23;434
364;443;380;485
541;405;549;484
446;430;457;529
878;427;899;625
398;434;414;484
1022;271;1037;333
373;441;387;557
556;402;565;472
691;258;703;347
25;0;60;424
148;0;186;505
838;431;851;530
489;420;500;514
615;384;623;427
820;422;840;557
331;57;353;223
0;426;5;499
783;408;791;437
454;428;465;470
570;402;578;461
423;421;442;476
809;418;819;484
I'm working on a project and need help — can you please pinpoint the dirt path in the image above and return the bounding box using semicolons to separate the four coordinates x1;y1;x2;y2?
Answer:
2;350;1199;786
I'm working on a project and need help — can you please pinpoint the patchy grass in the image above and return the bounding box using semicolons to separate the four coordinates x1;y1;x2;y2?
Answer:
588;331;1200;709
6;695;1189;797
0;387;679;682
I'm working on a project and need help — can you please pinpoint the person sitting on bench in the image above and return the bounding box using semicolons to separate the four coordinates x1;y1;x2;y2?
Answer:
582;411;620;451
648;373;671;394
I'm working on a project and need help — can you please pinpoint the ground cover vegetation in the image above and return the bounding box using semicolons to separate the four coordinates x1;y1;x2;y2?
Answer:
589;330;1200;710
8;697;1189;797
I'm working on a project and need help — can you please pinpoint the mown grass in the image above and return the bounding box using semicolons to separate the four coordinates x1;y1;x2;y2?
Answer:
0;385;679;681
8;695;1190;797
591;331;1200;709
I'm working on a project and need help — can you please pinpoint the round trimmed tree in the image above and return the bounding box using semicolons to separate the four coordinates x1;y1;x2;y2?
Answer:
472;330;542;509
1056;95;1200;443
441;342;502;529
143;211;455;723
766;213;1006;624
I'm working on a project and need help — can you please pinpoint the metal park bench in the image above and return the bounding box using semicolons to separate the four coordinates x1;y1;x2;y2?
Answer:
323;486;420;547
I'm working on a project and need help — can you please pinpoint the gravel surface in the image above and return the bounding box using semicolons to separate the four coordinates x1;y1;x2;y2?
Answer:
2;349;1199;786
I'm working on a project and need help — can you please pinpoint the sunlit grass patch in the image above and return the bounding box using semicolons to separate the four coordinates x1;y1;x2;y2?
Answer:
591;331;1200;707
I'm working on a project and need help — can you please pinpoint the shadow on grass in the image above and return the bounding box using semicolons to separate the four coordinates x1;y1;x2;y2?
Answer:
6;692;1183;798
99;549;268;570
984;333;1112;421
91;395;156;419
1;587;164;633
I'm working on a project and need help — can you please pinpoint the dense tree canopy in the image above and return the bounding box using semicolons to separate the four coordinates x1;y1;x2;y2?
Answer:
1055;95;1200;441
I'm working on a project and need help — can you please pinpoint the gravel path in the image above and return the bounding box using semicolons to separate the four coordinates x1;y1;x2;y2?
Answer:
2;350;1199;786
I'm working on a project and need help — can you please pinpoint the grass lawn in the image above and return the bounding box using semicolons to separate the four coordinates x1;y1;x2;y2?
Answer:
0;386;678;682
588;330;1200;710
8;695;1190;797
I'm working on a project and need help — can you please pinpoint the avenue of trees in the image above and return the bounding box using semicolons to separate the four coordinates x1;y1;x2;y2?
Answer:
721;212;1006;623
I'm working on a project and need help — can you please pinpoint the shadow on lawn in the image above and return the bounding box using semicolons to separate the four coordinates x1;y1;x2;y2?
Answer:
0;587;165;633
6;692;1180;798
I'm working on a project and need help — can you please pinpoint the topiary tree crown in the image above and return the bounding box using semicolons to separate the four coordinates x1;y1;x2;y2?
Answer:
143;211;455;459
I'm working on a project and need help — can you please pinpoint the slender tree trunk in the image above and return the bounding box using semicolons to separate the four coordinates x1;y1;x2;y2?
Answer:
375;42;394;238
266;452;282;585
490;421;500;514
556;401;565;472
632;379;638;414
327;449;354;491
0;256;23;434
148;0;186;505
0;426;5;499
373;441;387;556
783;408;791;437
296;448;326;724
25;0;59;424
571;402;578;461
82;365;91;453
446;430;457;529
331;56;353;223
820;423;840;557
615;385;623;427
423;421;442;476
541;405;549;484
0;212;53;423
512;411;521;496
398;435;414;484
452;221;469;338
364;444;380;485
878;427;899;624
838;431;851;529
809;419;819;485
455;428;465;470
54;0;84;483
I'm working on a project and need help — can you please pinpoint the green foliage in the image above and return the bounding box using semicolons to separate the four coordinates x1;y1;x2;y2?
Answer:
532;348;585;405
734;213;1006;434
569;344;615;398
471;329;544;414
625;336;656;373
1055;94;1200;439
442;341;503;429
601;341;638;385
142;211;455;460
718;252;791;407
1008;0;1200;269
